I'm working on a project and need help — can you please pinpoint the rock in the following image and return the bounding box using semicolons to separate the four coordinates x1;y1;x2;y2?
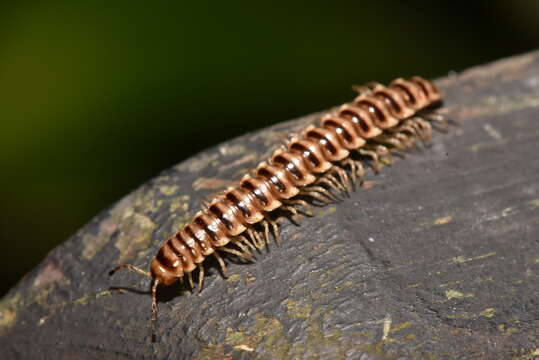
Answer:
1;51;539;359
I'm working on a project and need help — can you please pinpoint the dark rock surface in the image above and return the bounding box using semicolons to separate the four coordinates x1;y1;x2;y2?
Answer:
1;51;538;359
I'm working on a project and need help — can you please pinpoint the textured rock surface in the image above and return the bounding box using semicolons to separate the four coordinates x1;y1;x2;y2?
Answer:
1;51;539;359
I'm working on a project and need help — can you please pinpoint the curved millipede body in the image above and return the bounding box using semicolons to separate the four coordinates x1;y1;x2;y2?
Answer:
111;76;449;340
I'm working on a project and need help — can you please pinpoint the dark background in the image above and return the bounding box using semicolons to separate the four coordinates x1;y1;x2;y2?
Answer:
1;1;538;297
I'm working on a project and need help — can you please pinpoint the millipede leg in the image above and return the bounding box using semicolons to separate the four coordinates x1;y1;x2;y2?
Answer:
410;117;432;143
304;185;340;202
404;119;427;145
281;204;301;224
341;158;366;186
322;168;349;196
220;246;255;262
340;158;357;184
233;239;255;260
284;199;313;215
355;160;366;179
364;143;396;164
423;112;450;131
333;165;352;194
188;272;194;289
376;135;406;150
110;264;151;278
421;119;433;143
263;216;281;246
301;190;333;205
248;228;266;249
151;279;159;342
236;234;256;250
198;264;205;293
394;132;414;148
238;234;257;252
358;148;381;173
261;220;271;246
392;123;422;147
373;144;395;164
213;251;228;277
314;176;344;198
254;228;267;249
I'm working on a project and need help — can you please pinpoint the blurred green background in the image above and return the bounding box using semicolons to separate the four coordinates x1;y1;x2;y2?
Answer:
1;1;538;297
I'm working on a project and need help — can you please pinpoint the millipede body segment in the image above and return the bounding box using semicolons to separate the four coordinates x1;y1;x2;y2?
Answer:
111;76;448;339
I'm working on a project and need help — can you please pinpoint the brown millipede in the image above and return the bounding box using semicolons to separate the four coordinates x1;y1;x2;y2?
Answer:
111;76;449;340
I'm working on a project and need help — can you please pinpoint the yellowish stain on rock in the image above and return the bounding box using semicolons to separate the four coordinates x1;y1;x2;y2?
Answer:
361;180;376;189
504;327;520;335
245;275;257;284
159;185;178;196
403;334;416;341
70;290;113;306
283;299;312;320
389;321;412;333
335;280;355;291
480;308;495;318
169;195;190;213
233;344;254;352
528;198;539;208
450;251;496;264
227;274;241;283
447;307;496;320
381;315;392;341
316;206;336;217
445;289;475;300
0;294;20;332
133;213;155;229
200;306;417;359
497;323;521;335
82;234;108;260
0;309;16;332
115;212;157;263
291;233;301;241
433;215;452;225
512;348;539;360
223;314;291;359
74;295;92;305
32;287;54;308
289;308;347;359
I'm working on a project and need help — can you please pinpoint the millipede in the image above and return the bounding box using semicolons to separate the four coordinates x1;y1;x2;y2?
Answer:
110;76;451;340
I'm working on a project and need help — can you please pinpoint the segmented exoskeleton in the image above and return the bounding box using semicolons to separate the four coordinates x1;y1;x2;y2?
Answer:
111;76;450;339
